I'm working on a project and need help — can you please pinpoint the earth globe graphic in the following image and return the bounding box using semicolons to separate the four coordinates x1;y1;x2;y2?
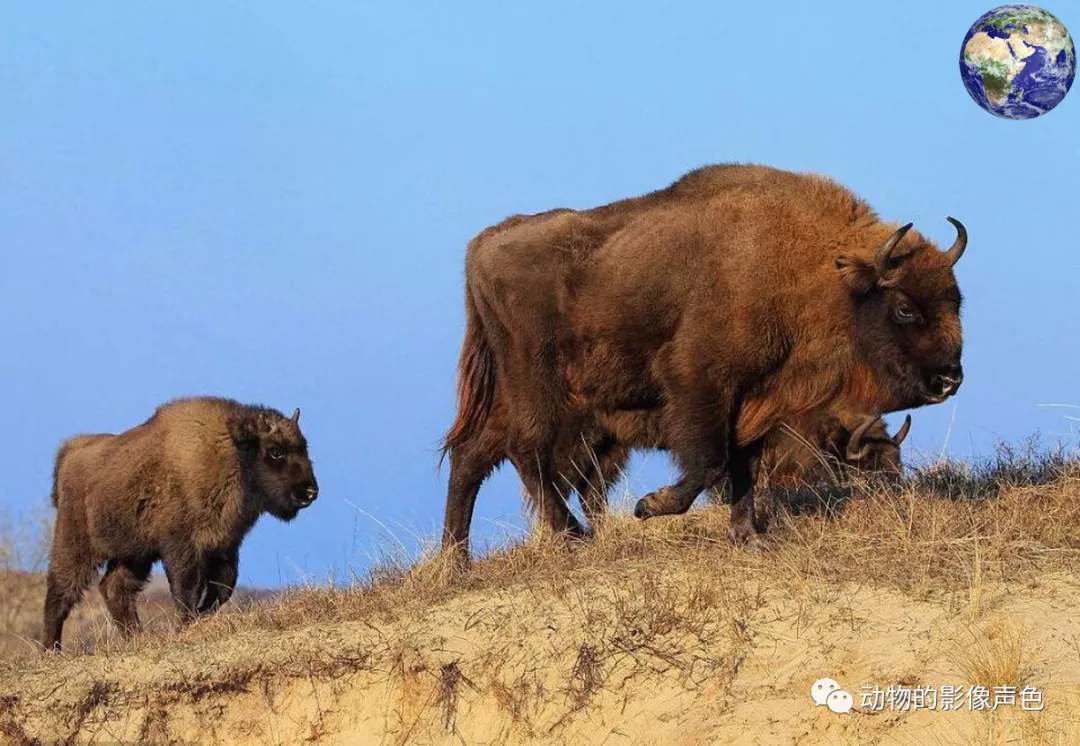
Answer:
960;4;1076;119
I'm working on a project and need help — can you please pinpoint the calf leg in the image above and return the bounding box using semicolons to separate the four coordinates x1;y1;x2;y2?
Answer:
161;547;204;624
99;558;153;637
198;550;239;614
41;518;96;652
727;440;767;546
42;562;96;652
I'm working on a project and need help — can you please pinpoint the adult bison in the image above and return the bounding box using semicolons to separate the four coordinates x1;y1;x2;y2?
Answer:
43;397;319;651
441;163;965;559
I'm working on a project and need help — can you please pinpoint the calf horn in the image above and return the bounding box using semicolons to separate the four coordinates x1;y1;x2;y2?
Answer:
943;217;966;266
845;415;879;462
891;414;912;446
874;222;914;276
291;408;301;423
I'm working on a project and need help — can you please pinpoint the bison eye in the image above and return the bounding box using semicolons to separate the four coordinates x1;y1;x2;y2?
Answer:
267;446;285;461
892;303;921;325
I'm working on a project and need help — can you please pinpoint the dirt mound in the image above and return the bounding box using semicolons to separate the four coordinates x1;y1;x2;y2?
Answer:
2;468;1080;745
0;572;274;663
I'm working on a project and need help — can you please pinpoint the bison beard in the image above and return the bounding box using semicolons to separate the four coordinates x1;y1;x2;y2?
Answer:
441;163;966;561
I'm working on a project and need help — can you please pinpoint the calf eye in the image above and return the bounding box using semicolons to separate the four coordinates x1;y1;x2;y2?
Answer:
892;303;921;324
267;446;285;461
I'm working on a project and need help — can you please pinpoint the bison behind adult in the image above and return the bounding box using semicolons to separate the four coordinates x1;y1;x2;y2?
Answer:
43;396;319;651
442;163;967;559
571;410;912;530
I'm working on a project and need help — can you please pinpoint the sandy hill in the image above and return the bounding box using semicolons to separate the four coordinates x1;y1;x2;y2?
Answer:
2;453;1080;745
0;573;274;665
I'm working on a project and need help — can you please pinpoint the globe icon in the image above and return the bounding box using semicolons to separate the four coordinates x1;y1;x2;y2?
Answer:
960;5;1076;119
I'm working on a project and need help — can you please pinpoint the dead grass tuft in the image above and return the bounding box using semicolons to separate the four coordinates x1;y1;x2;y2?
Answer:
950;618;1039;691
566;643;603;712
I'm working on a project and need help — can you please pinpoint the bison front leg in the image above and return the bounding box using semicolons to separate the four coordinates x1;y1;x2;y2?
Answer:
198;550;239;615
634;384;733;520
727;440;768;548
162;547;205;623
99;558;153;637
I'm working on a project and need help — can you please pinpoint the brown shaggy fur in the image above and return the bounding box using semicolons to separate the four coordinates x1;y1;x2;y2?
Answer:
42;396;319;651
442;163;966;559
566;409;911;530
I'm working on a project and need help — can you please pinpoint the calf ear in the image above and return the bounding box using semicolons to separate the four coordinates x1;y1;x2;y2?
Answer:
228;414;261;451
835;255;878;295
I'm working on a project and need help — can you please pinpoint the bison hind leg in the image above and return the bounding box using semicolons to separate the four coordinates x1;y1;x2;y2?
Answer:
442;426;507;563
510;449;587;541
99;558;153;637
42;556;97;652
566;439;630;532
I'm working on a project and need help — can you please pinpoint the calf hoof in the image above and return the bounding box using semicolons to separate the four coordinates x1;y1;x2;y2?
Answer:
634;498;652;520
726;518;768;550
741;533;771;554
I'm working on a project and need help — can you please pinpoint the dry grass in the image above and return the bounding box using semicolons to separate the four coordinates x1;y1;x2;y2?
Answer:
0;504;52;660
162;448;1079;650
950;619;1038;691
0;504;275;664
0;445;1079;744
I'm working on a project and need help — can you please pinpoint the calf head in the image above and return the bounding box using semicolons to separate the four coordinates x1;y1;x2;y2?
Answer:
843;413;911;482
230;407;319;521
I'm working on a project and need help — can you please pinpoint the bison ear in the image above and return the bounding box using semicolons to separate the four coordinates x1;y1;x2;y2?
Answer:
835;255;878;295
228;415;261;451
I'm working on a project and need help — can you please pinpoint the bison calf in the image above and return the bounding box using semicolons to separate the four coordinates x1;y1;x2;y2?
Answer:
43;396;319;651
562;409;911;533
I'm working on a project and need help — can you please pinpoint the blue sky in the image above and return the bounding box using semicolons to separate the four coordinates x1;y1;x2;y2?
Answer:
2;2;1076;588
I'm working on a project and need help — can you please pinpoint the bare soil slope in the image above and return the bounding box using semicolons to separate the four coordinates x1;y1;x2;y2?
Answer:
3;461;1080;745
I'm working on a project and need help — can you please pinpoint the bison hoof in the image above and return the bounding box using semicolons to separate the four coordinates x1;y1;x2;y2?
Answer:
634;499;651;520
567;526;592;542
726;521;753;546
727;524;770;552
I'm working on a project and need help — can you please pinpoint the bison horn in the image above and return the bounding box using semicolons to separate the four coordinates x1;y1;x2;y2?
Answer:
291;408;301;423
846;415;878;462
891;414;912;446
943;216;966;266
874;222;914;276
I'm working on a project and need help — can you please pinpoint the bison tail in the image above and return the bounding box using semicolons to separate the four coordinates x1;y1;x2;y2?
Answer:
439;286;496;468
50;439;75;507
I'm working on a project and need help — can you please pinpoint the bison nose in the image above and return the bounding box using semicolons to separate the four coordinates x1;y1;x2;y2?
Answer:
929;365;964;399
305;485;319;503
